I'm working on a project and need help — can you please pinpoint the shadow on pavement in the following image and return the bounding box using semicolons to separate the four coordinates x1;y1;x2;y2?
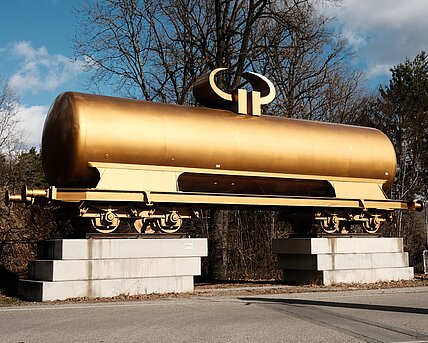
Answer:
238;296;428;315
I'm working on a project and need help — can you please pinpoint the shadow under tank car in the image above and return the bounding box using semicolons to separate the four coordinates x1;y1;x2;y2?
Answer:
6;74;423;235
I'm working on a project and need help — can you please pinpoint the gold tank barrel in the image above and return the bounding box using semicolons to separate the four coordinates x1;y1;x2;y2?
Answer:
42;92;396;189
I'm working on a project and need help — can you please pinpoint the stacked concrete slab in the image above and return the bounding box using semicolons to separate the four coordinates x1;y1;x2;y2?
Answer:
19;238;208;301
272;237;413;286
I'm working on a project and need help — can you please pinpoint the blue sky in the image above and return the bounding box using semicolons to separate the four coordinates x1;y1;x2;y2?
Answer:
0;0;88;148
0;0;86;103
1;0;428;148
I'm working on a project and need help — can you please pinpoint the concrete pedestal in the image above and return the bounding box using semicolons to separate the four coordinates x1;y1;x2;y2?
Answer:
272;237;413;286
19;238;208;301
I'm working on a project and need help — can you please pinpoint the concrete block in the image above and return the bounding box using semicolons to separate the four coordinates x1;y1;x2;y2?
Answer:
28;257;201;281
272;238;404;254
21;238;207;301
274;238;414;286
19;275;194;302
277;252;409;270
38;238;208;260
284;267;414;286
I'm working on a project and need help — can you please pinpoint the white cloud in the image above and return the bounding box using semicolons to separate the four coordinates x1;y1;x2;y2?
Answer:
16;104;48;148
366;64;391;78
324;0;428;86
341;29;366;50
335;0;428;30
8;41;84;94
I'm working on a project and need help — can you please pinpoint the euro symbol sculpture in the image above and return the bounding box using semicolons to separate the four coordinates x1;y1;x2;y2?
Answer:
193;68;276;116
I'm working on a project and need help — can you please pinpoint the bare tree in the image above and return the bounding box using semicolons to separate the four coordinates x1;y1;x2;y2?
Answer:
0;78;59;294
73;0;366;280
0;78;21;155
74;0;357;112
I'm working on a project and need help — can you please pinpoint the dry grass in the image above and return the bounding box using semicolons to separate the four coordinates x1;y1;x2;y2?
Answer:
1;277;426;307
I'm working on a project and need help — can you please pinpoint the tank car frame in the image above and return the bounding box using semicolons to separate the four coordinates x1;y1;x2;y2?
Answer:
11;161;422;234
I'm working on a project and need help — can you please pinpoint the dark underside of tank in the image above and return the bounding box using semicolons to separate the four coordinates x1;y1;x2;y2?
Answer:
177;173;336;197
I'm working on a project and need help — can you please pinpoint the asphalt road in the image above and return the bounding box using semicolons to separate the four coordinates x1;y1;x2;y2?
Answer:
0;286;427;343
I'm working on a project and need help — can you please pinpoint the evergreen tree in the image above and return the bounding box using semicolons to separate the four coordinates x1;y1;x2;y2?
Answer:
10;147;47;190
379;51;428;201
375;51;428;268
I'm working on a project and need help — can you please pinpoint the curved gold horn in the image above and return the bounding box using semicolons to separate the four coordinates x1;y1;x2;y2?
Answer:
241;71;276;105
193;68;232;108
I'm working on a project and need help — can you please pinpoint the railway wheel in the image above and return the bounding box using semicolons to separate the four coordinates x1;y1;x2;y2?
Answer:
91;211;120;233
362;216;382;234
319;215;340;234
152;212;183;233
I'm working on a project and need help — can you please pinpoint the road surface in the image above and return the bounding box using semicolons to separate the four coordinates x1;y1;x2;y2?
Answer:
0;286;427;342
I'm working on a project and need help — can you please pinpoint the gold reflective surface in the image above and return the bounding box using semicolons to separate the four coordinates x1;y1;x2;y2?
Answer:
42;92;396;191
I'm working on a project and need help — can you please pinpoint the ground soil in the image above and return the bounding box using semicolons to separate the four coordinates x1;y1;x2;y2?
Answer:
1;275;426;307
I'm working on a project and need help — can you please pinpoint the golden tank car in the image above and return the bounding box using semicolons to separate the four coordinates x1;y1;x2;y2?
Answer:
43;92;396;189
7;92;423;234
